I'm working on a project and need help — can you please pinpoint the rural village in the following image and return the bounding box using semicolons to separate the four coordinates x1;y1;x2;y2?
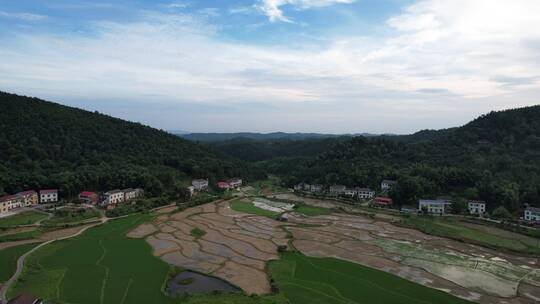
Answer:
1;175;540;304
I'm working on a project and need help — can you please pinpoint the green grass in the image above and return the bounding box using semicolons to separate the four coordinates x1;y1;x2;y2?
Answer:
268;251;472;304
190;227;206;239
8;214;285;304
245;176;287;196
42;208;101;226
230;199;280;218
0;243;40;282
0;211;48;228
0;229;42;243
400;216;540;255
294;205;332;217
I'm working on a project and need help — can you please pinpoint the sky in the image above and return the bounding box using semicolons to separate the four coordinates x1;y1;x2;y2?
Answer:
1;0;539;134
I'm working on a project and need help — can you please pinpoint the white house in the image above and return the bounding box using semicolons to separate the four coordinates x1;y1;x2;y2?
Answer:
40;189;58;203
102;190;125;205
192;179;209;191
0;194;22;215
468;201;486;216
356;188;375;199
343;188;356;197
381;180;397;191
329;185;346;195
124;188;144;201
228;178;242;188
419;199;452;215
310;184;323;193
524;207;540;222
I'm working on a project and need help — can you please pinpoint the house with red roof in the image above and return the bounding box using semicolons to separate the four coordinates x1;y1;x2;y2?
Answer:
39;189;58;203
78;191;98;205
371;197;393;208
217;181;231;190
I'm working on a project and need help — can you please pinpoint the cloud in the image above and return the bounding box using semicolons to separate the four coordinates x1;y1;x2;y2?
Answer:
256;0;355;22
1;1;540;132
0;11;47;21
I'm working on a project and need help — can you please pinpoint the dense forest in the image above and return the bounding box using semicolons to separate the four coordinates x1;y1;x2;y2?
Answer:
0;92;264;198
3;91;539;214
211;106;540;213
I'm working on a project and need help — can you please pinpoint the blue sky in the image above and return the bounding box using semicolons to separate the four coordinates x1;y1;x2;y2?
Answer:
1;0;539;133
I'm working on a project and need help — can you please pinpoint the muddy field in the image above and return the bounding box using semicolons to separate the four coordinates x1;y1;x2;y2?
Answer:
287;212;540;304
129;200;288;295
130;199;540;303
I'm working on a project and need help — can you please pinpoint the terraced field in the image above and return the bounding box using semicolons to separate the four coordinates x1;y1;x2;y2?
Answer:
286;212;540;303
8;198;540;304
130;201;289;294
269;251;472;304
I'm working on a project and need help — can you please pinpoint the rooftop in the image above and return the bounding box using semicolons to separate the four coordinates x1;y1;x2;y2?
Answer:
105;190;123;194
0;194;21;202
17;190;37;196
79;191;97;197
526;207;540;212
40;189;57;194
419;199;452;205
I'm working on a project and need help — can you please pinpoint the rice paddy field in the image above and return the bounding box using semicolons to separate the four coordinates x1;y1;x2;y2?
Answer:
269;251;471;304
400;216;540;255
7;213;283;304
7;198;540;304
0;243;39;283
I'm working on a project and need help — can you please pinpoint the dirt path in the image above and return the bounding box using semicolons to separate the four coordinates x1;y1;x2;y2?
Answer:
0;217;109;303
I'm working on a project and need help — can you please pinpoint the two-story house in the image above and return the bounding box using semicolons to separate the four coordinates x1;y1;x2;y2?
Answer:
102;190;125;206
228;178;242;188
0;194;22;215
39;189;58;203
468;200;486;216
124;188;144;201
192;179;209;191
356;188;375;199
381;180;397;191
419;199;452;215
17;190;39;207
524;207;540;222
329;185;346;195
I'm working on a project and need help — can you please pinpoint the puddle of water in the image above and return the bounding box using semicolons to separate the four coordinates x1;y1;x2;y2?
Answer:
167;271;240;296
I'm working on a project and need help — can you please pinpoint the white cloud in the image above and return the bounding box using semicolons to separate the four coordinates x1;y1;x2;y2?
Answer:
256;0;355;22
0;11;47;21
1;1;540;132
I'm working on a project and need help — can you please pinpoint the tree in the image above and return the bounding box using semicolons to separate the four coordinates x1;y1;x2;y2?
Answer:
451;198;468;215
492;206;512;220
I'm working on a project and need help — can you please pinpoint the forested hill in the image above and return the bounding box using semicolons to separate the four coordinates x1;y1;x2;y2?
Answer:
180;132;342;142
0;92;261;197
224;106;540;213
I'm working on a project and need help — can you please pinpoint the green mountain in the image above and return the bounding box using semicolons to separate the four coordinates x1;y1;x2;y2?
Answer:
0;92;261;197
216;106;540;212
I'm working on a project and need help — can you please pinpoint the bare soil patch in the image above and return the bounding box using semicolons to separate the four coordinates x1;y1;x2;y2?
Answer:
129;197;540;303
126;223;157;238
286;211;540;304
131;200;285;295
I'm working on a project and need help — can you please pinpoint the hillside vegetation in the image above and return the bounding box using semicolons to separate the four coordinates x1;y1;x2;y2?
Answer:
0;92;262;197
214;106;540;213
